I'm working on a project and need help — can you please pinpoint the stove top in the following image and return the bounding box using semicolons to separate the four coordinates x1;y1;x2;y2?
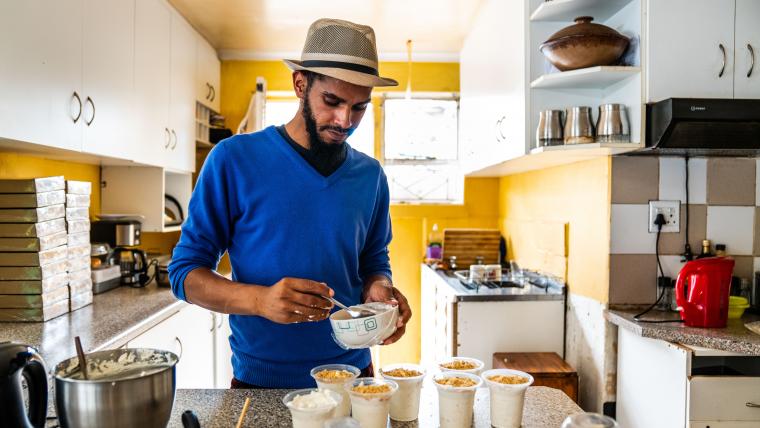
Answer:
433;266;566;302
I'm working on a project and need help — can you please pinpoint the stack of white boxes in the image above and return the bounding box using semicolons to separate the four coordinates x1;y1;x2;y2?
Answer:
66;180;92;311
0;176;70;321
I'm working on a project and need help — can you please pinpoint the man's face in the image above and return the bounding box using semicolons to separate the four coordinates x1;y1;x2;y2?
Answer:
298;73;373;147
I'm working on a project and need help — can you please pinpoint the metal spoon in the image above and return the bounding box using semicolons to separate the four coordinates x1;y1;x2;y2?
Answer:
323;296;375;318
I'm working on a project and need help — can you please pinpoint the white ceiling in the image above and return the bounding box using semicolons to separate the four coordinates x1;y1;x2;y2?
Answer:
167;0;484;61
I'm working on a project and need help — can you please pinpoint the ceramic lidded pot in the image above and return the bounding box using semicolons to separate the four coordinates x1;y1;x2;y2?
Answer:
539;16;629;71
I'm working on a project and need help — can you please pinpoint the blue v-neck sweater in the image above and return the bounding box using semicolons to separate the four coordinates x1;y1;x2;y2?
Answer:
168;126;392;387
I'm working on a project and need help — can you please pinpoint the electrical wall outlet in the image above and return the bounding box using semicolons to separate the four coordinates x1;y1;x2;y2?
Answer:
648;200;680;233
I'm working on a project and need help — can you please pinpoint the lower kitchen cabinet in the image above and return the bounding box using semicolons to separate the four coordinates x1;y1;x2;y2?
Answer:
616;327;760;428
213;312;233;388
127;304;215;388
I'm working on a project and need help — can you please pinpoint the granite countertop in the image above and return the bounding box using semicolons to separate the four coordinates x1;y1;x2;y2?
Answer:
0;282;183;366
606;308;760;355
169;385;582;427
429;265;565;302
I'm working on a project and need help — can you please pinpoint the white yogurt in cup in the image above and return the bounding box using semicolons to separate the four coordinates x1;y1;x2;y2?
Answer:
433;371;483;428
345;377;398;428
379;363;426;421
283;388;342;428
310;364;361;417
481;368;534;428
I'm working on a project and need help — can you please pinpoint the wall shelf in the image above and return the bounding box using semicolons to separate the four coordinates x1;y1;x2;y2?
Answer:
530;66;640;90
466;142;642;177
530;0;636;22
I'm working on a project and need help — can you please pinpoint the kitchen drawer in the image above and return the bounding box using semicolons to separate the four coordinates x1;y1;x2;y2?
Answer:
688;376;760;422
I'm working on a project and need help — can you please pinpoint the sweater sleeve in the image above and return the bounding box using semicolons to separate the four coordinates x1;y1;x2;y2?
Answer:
359;170;393;282
168;142;233;301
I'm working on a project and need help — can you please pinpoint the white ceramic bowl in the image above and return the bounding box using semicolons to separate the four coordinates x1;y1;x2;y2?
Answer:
329;302;399;349
437;357;485;375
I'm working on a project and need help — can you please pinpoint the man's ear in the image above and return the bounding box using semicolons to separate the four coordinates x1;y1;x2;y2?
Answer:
293;71;307;99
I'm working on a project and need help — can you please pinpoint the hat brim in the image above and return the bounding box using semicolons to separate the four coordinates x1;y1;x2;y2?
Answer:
284;59;398;88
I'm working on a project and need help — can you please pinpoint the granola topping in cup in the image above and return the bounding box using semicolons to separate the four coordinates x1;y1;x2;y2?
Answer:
435;376;478;388
315;369;354;382
440;360;477;370
351;383;392;394
487;374;530;385
382;368;423;378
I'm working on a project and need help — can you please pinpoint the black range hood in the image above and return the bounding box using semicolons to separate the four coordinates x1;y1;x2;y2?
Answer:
639;98;760;156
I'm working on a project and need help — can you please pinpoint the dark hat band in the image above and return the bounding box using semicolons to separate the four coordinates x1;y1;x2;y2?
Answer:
300;60;379;76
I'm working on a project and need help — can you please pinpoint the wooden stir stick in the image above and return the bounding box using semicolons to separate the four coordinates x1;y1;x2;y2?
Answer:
74;336;88;380
235;397;251;428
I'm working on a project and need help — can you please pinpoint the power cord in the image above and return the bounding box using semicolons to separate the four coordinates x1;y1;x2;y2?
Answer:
634;213;684;323
682;156;693;262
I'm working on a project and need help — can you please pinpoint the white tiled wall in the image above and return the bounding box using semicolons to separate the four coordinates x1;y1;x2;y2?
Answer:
706;206;755;255
659;158;707;204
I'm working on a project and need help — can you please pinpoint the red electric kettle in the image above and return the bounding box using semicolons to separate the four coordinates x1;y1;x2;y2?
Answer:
675;257;735;328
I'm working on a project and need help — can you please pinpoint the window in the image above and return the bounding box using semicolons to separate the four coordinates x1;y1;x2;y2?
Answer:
264;99;375;158
382;97;463;204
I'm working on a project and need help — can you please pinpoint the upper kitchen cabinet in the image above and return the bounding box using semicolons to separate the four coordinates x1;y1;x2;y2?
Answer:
133;0;196;173
81;0;136;160
735;0;760;99
459;0;528;174
134;0;172;168
196;36;221;112
0;0;83;152
646;0;736;101
168;9;198;172
464;0;643;177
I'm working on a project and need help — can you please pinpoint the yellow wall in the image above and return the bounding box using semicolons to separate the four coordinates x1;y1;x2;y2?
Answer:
220;59;499;365
0;152;100;218
498;158;611;302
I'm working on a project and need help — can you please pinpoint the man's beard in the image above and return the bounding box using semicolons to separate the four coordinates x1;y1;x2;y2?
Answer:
302;90;348;166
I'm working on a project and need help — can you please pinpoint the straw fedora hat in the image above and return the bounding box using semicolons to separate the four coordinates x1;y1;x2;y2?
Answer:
284;18;399;88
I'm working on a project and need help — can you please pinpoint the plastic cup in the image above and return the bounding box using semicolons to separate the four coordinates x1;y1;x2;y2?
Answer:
438;357;484;375
345;377;398;428
379;363;426;421
283;388;342;428
310;364;360;417
481;369;534;428
433;371;483;428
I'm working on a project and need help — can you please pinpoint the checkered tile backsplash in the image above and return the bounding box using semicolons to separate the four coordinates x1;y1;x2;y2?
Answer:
610;157;760;304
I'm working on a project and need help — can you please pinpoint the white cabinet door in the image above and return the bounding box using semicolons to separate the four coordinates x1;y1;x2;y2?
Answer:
128;305;215;388
0;0;82;151
196;36;220;112
168;10;198;173
734;0;760;99
647;0;736;101
134;0;171;168
213;313;234;388
81;0;135;159
458;0;526;173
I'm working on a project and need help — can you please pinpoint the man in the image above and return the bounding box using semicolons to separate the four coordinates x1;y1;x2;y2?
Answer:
168;18;411;388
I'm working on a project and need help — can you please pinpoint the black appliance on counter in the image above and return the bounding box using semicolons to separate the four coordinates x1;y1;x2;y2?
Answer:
0;342;48;428
92;218;154;287
642;98;760;156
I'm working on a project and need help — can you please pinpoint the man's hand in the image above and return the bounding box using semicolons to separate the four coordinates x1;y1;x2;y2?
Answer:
362;276;412;345
256;278;334;324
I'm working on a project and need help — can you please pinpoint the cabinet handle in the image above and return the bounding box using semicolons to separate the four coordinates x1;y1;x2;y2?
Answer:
495;118;503;142
216;313;224;330
84;96;95;126
209;314;216;332
206;83;212;100
748;44;755;78
719;43;727;78
210;85;216;102
174;337;183;359
71;91;82;123
747;402;760;408
171;129;177;149
164;128;171;148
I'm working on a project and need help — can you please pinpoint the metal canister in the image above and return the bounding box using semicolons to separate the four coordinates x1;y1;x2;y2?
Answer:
596;103;630;143
564;106;595;144
536;109;564;148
